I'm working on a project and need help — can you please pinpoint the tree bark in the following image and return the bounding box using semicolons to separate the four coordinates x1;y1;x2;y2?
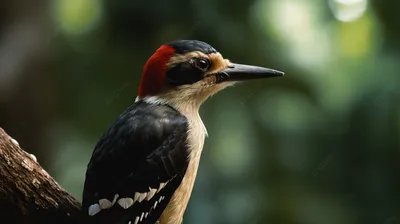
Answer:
0;127;84;224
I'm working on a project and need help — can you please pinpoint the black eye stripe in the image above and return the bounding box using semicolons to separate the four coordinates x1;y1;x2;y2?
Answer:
166;57;212;86
166;61;203;86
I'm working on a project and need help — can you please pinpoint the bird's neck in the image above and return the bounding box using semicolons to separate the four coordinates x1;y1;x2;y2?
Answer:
141;95;208;138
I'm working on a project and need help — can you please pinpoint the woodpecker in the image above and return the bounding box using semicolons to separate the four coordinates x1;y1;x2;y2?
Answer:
82;40;284;224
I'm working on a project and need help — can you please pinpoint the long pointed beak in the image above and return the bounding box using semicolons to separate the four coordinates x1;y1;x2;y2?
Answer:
215;63;284;83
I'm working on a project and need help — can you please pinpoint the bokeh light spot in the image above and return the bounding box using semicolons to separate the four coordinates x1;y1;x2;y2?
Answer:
55;0;103;35
329;0;368;22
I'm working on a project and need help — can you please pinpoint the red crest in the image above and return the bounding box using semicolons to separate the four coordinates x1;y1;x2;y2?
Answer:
138;45;176;98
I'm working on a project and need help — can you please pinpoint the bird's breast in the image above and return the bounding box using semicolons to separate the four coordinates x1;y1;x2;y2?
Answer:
159;112;206;224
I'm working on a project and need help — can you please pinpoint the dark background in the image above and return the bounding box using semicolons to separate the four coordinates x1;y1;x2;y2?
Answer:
0;0;399;223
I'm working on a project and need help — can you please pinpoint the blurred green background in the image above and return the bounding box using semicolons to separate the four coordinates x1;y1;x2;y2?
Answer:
0;0;399;223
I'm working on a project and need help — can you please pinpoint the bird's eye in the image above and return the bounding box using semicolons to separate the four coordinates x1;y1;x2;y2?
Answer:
191;58;210;72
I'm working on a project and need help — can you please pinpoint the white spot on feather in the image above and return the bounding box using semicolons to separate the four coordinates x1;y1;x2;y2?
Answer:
146;188;157;201
134;216;139;224
100;194;118;209
117;198;134;209
154;200;158;209
99;199;112;209
113;194;119;203
138;192;147;202
145;212;149;218
88;203;101;216
133;192;140;203
140;212;145;221
157;182;166;193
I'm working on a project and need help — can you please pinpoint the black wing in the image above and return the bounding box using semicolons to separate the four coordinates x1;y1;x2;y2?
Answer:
82;101;190;224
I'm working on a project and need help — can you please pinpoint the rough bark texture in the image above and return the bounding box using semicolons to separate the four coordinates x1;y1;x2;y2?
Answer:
0;127;84;224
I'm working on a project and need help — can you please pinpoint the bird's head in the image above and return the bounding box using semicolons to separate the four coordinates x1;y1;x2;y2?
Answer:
137;40;284;111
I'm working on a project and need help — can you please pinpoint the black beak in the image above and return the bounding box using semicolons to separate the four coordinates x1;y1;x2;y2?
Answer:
215;63;284;83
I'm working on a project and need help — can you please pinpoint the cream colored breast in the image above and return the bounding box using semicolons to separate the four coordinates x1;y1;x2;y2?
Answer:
159;112;206;224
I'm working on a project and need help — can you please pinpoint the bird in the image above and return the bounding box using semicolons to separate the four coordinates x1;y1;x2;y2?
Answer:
82;40;284;224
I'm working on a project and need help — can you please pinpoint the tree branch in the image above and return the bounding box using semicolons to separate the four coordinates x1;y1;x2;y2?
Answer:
0;127;84;224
